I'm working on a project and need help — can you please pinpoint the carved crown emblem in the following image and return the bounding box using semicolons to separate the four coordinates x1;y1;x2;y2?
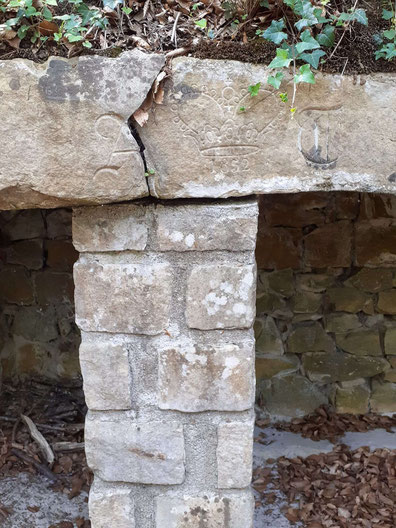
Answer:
170;84;283;158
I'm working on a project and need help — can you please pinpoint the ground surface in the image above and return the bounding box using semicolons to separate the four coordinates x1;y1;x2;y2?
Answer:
0;0;395;74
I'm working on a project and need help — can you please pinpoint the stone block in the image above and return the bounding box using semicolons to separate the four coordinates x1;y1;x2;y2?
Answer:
355;223;396;267
158;341;254;412
255;316;283;356
346;269;393;293
335;379;370;414
335;329;382;356
259;374;328;418
384;369;396;382
85;416;185;484
288;323;334;354
35;271;74;305
358;193;396;220
326;287;373;314
0;269;34;305
155;493;254;528
370;380;396;413
303;351;389;383
304;221;352;268
6;240;43;270
292;291;322;313
80;341;132;410
255;355;299;379
377;290;396;314
385;327;396;354
155;201;258;251
325;313;361;334
388;356;396;368
266;269;294;297
296;273;334;293
335;192;360;220
256;227;302;269
12;306;58;342
89;485;135;528
0;51;165;209
217;422;253;489
186;264;255;330
74;262;171;334
73;204;150;252
46;209;72;239
260;193;327;227
0;210;45;240
256;292;292;319
46;240;79;271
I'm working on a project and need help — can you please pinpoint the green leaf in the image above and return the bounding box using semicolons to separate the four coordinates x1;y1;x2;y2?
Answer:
66;32;84;41
42;5;53;20
83;40;92;47
295;30;320;54
54;31;62;41
353;8;368;26
300;48;326;69
267;71;284;89
122;6;131;14
248;82;261;97
294;63;315;84
195;18;207;28
317;25;335;47
260;0;269;7
17;24;29;38
382;9;394;21
45;0;57;5
384;29;396;40
262;19;288;45
268;47;292;68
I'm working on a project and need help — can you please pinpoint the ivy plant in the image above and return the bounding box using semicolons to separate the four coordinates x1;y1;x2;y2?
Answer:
376;4;396;61
253;0;368;112
0;0;108;46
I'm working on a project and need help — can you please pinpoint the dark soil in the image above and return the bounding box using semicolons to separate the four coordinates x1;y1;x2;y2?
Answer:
0;0;395;74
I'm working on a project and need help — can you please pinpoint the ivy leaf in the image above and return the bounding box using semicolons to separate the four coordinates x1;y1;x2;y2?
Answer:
262;19;288;45
300;48;326;69
384;29;396;40
17;24;29;38
294;63;315;84
268;48;292;68
248;82;261;97
267;71;284;89
102;0;122;9
354;8;368;25
317;25;335;47
295;29;320;54
382;9;394;21
260;0;269;6
45;0;58;5
42;6;53;20
195;18;207;28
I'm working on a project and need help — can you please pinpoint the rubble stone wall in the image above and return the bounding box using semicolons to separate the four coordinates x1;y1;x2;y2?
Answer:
0;209;80;380
256;192;396;417
72;198;259;528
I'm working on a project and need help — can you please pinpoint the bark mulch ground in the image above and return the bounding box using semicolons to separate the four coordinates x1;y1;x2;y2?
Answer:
276;405;396;443
0;379;91;526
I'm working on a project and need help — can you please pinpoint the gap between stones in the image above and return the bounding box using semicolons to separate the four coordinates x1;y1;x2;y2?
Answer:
128;117;151;195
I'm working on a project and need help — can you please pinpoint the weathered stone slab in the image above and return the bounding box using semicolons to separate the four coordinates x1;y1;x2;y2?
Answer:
288;322;334;354
85;415;185;484
80;340;131;410
255;316;284;356
89;485;135;528
370;380;396;413
335;379;370;414
0;50;164;209
186;264;256;330
304;221;352;268
74;261;171;334
140;58;396;198
255;355;299;379
217;422;253;489
155;493;254;528
158;341;254;412
73;204;151;252
155;200;258;251
335;329;382;357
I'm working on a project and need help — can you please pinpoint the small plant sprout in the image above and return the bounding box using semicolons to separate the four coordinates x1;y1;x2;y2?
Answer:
254;0;368;111
248;82;261;97
376;2;396;61
145;169;156;177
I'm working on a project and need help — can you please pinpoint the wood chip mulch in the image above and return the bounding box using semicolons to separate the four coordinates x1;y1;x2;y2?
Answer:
276;406;396;443
0;379;91;525
277;445;396;528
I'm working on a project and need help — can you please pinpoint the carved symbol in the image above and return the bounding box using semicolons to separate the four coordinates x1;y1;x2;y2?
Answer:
170;84;284;175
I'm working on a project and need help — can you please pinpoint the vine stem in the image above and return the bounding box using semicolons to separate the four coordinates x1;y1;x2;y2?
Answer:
328;0;358;61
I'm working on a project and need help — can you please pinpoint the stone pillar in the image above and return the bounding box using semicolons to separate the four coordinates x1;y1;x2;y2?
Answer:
72;198;258;528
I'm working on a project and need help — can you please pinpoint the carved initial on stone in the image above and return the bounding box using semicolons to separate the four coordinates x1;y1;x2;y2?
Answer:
94;114;139;181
